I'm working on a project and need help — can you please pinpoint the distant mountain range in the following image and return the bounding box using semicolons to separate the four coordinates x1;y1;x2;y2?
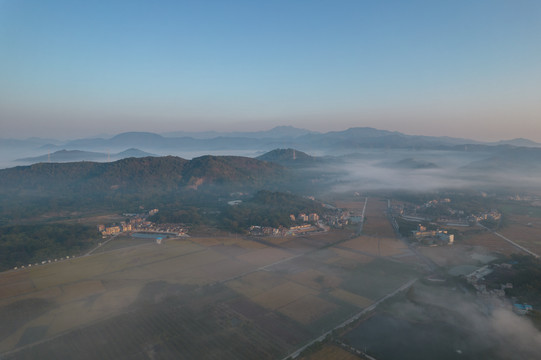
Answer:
162;125;317;139
489;138;541;147
2;126;541;170
3;127;541;155
16;148;155;163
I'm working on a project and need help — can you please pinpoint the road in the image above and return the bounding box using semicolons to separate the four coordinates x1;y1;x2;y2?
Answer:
281;278;417;360
84;234;119;256
356;197;368;235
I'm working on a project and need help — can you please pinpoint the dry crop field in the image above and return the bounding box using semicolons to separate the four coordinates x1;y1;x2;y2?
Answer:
299;344;362;360
461;230;522;256
341;236;409;257
335;200;366;211
1;226;421;359
497;215;541;255
362;198;396;237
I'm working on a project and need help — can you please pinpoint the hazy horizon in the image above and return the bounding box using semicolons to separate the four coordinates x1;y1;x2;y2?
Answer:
1;124;540;144
1;1;540;141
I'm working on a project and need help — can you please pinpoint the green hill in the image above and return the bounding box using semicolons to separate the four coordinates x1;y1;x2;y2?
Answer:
257;148;318;167
0;156;288;222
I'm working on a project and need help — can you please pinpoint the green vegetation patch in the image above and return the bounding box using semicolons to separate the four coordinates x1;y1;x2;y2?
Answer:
220;190;327;232
500;202;541;218
491;255;541;307
0;224;100;271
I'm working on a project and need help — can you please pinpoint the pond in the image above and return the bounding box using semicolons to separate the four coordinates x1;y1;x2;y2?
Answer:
131;232;170;240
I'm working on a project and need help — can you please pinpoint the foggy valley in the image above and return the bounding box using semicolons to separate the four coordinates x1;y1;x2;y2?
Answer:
2;1;541;359
2;127;541;359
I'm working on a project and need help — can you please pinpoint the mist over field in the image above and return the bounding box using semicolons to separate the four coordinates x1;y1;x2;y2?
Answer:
2;0;541;358
345;284;541;360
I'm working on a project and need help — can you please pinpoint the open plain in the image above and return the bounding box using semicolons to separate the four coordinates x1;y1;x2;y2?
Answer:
2;196;541;359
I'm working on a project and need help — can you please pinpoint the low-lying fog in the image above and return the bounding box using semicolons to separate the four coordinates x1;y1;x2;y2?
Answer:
313;149;541;193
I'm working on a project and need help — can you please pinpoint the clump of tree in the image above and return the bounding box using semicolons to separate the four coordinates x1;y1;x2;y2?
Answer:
150;207;203;225
220;190;326;233
0;224;100;271
502;254;541;306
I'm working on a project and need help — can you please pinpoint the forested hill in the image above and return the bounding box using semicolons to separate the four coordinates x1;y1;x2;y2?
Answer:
0;155;287;197
256;148;322;168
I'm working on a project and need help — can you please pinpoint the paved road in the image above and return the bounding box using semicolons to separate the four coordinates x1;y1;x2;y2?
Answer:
356;197;368;235
84;234;119;256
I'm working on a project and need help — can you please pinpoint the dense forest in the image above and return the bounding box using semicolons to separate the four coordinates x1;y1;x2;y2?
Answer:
219;190;327;232
502;255;541;307
0;224;100;271
0;156;290;225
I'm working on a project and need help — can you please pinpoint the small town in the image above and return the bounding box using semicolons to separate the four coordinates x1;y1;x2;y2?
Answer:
391;197;502;228
98;209;187;238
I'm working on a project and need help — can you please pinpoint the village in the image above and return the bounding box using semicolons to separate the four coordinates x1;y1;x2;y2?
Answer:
464;262;534;316
391;197;502;228
98;209;187;238
248;207;365;237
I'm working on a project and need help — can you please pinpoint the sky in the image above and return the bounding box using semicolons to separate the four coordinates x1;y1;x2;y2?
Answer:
1;0;541;141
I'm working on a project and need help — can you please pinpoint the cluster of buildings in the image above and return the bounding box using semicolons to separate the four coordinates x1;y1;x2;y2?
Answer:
135;222;187;236
466;265;509;299
249;223;321;237
249;226;288;237
392;198;502;228
469;210;502;223
98;222;133;236
323;211;358;228
99;221;186;237
248;205;369;236
513;303;533;315
98;209;166;237
424;198;451;207
290;213;319;222
411;224;454;245
249;212;323;237
464;263;534;315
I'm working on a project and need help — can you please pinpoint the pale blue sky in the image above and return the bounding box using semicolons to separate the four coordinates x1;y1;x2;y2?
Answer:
1;0;540;140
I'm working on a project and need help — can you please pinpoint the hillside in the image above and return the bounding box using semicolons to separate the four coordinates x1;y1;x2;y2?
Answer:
0;156;288;222
15;148;156;163
256;148;318;166
17;150;108;163
0;155;286;194
181;155;287;188
220;190;326;232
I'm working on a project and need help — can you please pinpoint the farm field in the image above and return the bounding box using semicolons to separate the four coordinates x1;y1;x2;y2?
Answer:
90;234;152;254
341;235;409;257
1;230;421;359
9;195;541;359
299;344;361;360
1;198;426;359
334;201;365;211
418;242;503;270
461;230;521;256
497;215;541;255
14;195;541;359
362;198;396;238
